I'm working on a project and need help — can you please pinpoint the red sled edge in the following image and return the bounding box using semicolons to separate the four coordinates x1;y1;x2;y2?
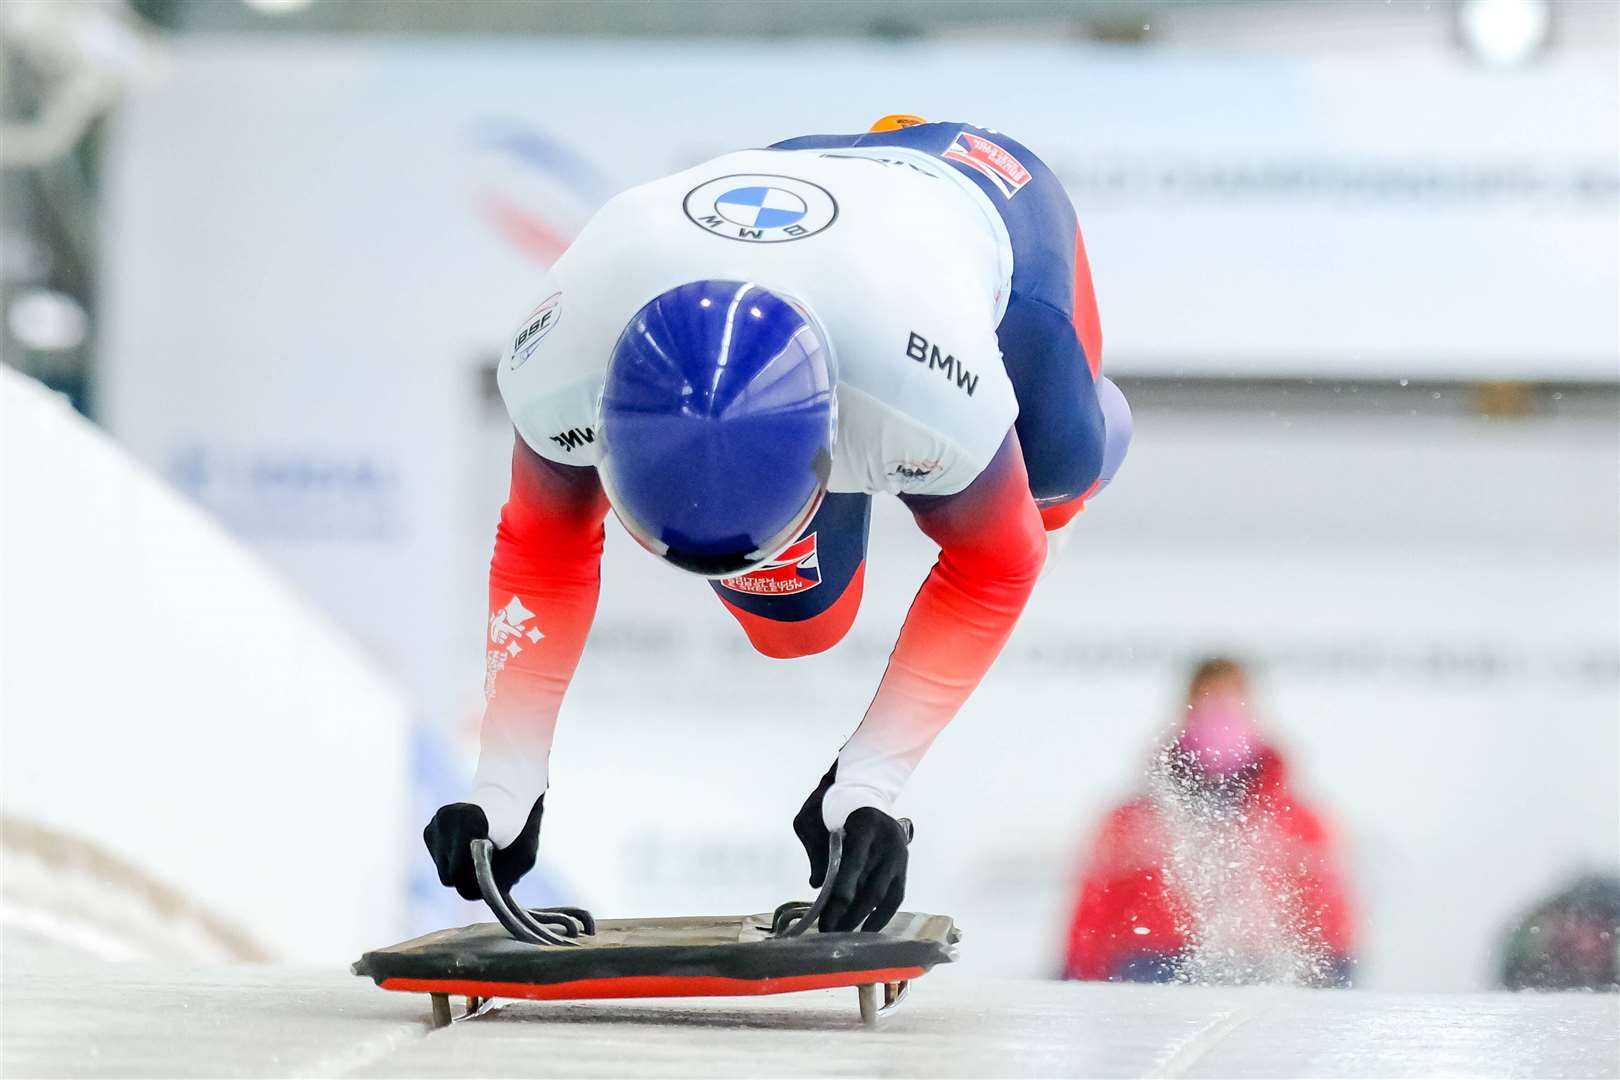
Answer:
380;966;928;1002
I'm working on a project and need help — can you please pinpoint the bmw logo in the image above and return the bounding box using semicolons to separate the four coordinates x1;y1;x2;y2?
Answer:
683;174;837;243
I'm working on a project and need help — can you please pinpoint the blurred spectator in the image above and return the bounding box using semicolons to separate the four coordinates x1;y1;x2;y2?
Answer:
1498;873;1620;991
1062;658;1356;986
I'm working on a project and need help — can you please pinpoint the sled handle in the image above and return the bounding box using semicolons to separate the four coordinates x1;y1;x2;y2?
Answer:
775;818;913;939
470;838;582;947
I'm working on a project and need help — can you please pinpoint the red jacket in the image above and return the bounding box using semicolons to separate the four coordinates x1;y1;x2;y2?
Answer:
1063;748;1355;982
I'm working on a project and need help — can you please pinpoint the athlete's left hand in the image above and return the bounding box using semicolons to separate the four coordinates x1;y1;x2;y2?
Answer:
793;764;910;932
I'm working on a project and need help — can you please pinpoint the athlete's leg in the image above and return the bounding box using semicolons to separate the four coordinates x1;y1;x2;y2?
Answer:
951;126;1128;529
996;294;1106;516
1095;374;1133;499
710;492;872;659
1026;367;1132;532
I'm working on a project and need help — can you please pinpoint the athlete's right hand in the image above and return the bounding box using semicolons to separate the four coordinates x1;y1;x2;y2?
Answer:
423;795;544;901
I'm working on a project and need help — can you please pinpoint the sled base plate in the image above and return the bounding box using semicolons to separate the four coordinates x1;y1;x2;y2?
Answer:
353;909;958;1028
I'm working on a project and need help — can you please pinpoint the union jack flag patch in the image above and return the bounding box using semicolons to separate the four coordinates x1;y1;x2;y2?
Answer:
942;132;1032;199
719;533;821;596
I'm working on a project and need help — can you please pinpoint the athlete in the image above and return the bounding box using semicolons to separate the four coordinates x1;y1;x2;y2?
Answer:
425;117;1133;933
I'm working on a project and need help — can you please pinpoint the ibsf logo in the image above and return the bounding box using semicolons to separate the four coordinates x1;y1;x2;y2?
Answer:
510;292;561;370
719;533;822;596
942;133;1032;199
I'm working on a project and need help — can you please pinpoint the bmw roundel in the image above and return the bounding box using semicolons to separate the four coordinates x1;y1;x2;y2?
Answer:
683;174;837;243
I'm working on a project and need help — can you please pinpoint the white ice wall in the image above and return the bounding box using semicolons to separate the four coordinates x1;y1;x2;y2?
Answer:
0;369;412;961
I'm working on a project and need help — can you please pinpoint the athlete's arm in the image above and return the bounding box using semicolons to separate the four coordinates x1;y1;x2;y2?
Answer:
820;431;1046;829
469;435;610;846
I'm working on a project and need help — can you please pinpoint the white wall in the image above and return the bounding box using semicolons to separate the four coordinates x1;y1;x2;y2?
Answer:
0;369;412;962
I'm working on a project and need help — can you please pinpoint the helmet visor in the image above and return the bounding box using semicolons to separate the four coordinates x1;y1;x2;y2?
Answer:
602;463;829;582
605;471;827;580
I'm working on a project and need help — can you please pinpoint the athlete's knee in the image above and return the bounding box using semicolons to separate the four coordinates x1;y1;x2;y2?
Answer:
721;565;865;659
1093;375;1132;496
1022;391;1106;505
739;614;854;659
1031;377;1130;531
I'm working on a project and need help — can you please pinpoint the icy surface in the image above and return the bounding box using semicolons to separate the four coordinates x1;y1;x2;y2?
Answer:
3;956;1615;1078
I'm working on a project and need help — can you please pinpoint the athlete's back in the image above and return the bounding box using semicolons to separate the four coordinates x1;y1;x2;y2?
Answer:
498;146;1020;498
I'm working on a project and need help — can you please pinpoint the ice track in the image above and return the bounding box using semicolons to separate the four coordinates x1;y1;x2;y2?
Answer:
3;951;1616;1079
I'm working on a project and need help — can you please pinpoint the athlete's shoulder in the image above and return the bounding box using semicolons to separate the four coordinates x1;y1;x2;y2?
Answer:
768;120;969;153
494;269;603;465
492;159;742;464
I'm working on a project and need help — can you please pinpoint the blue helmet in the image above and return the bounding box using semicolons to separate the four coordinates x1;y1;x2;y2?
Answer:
598;280;836;578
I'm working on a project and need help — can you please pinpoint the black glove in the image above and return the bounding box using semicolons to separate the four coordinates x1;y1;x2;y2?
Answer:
793;763;910;933
793;762;839;889
423;795;544;902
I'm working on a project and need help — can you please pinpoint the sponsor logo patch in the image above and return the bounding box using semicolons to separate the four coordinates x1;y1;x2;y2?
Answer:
485;595;544;699
684;174;838;243
888;459;943;485
719;532;822;595
906;330;978;397
549;426;595;453
942;133;1032;199
510;292;561;370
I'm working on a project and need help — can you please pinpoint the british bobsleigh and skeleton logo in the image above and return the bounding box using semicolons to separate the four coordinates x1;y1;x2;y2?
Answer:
719;532;822;596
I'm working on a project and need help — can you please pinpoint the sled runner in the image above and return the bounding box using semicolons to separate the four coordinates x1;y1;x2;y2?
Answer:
353;828;960;1028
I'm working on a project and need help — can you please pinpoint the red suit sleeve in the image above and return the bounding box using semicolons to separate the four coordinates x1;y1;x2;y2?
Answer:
470;437;609;846
820;433;1048;829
